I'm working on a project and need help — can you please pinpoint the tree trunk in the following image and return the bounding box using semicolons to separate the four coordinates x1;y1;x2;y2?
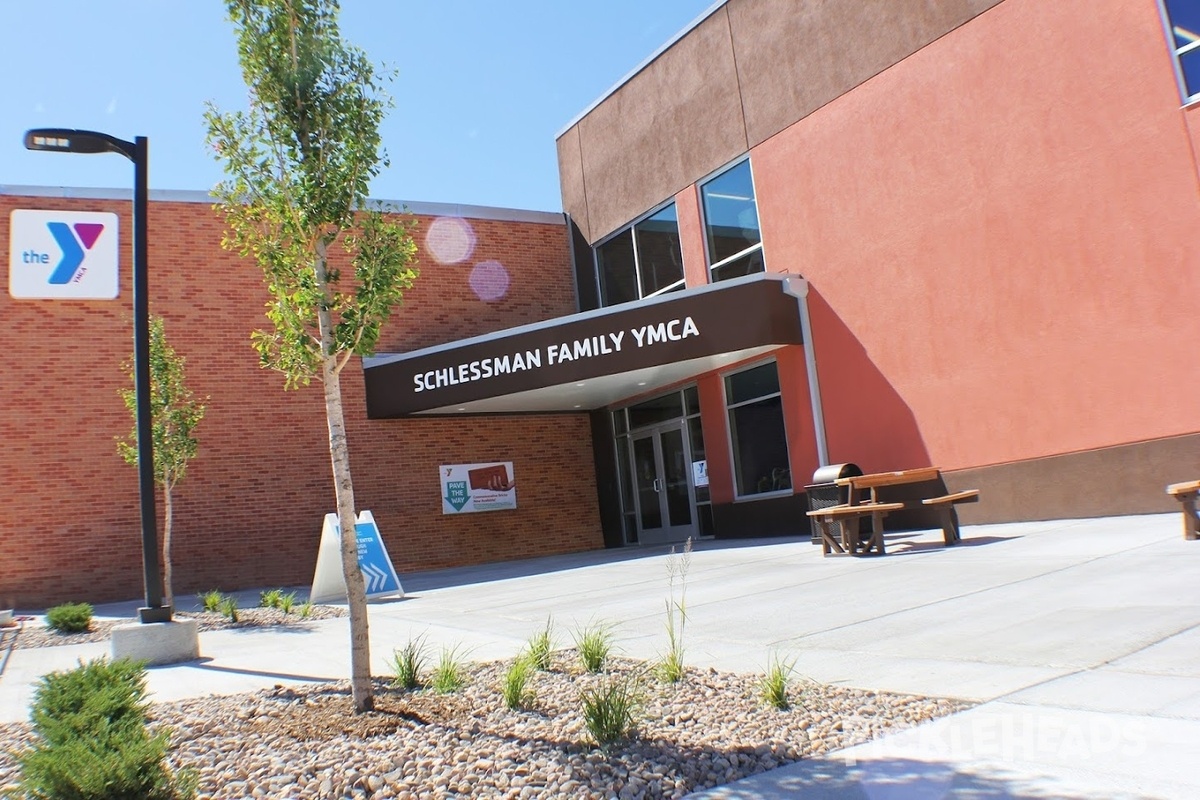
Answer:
315;240;374;712
163;482;174;609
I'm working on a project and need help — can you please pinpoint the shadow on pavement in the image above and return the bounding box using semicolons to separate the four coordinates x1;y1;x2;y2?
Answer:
151;658;337;685
695;755;1097;799
400;536;810;594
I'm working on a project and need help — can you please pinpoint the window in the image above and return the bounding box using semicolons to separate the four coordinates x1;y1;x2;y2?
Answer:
1161;0;1200;102
700;159;765;283
595;203;684;307
724;361;791;497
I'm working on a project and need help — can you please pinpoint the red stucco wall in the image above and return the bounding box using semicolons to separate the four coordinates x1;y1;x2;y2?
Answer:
751;0;1200;472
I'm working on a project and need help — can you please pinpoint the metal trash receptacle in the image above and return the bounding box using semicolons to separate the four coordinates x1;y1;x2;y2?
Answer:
805;463;864;544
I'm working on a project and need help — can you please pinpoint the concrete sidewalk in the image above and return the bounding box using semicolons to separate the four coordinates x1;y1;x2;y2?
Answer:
2;513;1197;798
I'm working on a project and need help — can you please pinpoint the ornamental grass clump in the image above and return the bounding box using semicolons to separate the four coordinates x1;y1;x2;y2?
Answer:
655;537;692;684
760;653;798;710
573;622;615;674
501;653;536;710
579;673;643;747
11;658;196;799
389;635;428;691
45;602;93;634
526;616;555;671
199;590;224;613
218;595;239;623
431;645;468;694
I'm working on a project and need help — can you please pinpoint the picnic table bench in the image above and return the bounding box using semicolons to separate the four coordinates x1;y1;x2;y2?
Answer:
806;467;979;556
1166;479;1200;540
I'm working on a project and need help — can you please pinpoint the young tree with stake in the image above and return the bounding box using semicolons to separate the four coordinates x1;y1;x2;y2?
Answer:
118;316;206;609
205;0;418;711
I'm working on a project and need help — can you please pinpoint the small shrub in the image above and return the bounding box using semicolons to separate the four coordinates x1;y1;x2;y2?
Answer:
502;654;535;710
12;658;195;799
580;673;642;746
760;653;797;710
278;591;297;615
527;616;554;671
199;590;224;613
573;622;614;674
45;602;93;634
218;596;239;623
259;588;282;609
297;600;314;619
431;645;468;694
390;635;428;690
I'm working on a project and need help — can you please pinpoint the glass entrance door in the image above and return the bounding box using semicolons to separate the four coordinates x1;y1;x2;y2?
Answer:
629;421;696;545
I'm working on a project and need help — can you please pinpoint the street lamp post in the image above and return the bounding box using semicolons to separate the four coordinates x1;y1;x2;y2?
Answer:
24;128;171;624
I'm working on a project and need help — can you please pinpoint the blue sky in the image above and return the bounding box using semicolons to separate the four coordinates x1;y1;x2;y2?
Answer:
1;1;716;212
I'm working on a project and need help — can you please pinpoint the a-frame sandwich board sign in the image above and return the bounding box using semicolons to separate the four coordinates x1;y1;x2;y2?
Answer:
310;510;404;604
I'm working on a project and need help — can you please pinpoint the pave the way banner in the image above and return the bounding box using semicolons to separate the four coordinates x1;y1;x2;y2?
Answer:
309;510;404;604
9;209;120;299
441;461;516;514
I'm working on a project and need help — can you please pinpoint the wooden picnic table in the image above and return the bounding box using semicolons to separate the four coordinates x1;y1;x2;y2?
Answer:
807;467;979;556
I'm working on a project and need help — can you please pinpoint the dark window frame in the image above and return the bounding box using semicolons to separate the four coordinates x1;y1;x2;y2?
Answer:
699;158;766;283
592;200;686;308
722;359;792;501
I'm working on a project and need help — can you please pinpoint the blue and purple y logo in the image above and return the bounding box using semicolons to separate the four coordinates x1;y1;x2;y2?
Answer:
9;209;119;300
39;221;106;284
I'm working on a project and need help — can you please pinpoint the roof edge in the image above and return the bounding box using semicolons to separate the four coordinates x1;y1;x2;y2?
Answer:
0;185;566;226
555;0;728;139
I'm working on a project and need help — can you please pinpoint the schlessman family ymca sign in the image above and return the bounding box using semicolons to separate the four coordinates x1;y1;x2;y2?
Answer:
364;275;805;416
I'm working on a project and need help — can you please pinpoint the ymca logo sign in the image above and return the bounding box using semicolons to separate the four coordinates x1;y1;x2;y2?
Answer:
8;209;119;299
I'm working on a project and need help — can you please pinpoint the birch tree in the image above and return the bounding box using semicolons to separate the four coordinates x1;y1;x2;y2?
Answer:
118;316;206;609
205;0;418;711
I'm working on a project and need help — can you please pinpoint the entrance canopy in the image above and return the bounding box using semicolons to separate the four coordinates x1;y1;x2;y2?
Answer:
363;273;806;417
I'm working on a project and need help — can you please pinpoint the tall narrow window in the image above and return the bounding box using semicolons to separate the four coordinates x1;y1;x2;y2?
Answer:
594;202;684;307
724;361;790;497
1161;0;1200;102
701;160;764;283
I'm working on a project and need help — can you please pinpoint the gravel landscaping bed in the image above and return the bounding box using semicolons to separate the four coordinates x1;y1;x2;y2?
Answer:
0;652;971;799
3;606;347;650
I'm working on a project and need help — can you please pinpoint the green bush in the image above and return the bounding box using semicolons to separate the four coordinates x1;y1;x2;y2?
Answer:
572;622;614;674
580;673;642;746
501;654;535;710
258;588;282;609
297;600;314;619
12;658;194;799
526;616;555;671
45;602;93;634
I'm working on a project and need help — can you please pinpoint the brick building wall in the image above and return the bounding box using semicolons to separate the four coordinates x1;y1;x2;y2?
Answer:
0;191;602;608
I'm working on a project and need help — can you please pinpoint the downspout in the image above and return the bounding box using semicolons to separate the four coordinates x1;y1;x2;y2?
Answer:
782;276;830;466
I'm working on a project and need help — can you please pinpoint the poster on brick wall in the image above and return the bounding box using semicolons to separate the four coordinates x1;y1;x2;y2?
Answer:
440;461;516;514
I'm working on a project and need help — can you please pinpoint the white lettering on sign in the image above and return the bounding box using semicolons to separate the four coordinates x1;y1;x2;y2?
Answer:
631;316;699;347
411;317;699;394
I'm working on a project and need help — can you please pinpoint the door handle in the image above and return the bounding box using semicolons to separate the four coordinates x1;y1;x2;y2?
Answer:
652;478;662;493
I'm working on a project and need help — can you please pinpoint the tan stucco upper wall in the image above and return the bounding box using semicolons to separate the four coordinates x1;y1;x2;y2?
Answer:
730;0;1004;148
557;0;1004;244
572;8;747;245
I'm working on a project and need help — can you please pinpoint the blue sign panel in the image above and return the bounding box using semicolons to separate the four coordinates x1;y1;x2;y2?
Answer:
354;518;402;598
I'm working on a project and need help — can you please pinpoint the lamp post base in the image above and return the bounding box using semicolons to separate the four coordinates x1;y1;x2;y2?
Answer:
112;617;199;666
138;606;173;624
